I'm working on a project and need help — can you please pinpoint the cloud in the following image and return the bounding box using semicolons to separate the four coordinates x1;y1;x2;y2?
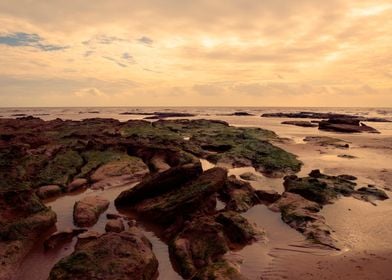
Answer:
137;36;153;45
82;35;126;46
0;32;68;51
122;52;135;63
102;56;127;67
74;87;106;98
0;1;390;106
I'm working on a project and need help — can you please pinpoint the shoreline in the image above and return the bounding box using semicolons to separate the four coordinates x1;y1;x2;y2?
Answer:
0;114;391;280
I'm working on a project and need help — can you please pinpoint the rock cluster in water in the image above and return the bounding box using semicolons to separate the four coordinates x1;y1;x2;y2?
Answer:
0;116;389;279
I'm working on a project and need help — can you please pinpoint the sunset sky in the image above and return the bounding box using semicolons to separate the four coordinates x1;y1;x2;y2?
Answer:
0;0;391;107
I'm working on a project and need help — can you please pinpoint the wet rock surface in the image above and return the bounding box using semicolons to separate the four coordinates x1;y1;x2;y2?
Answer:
219;176;261;212
262;111;391;122
49;228;159;280
0;117;300;279
319;118;379;133
118;167;227;224
0;189;56;279
269;170;390;249
281;121;318;127
73;196;110;227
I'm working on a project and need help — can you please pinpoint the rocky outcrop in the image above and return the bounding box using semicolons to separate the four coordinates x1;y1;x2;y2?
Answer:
121;167;227;224
270;170;390;249
281;121;318;127
65;178;88;192
239;172;260;181
0;190;57;280
303;136;350;149
36;184;62;199
115;163;203;207
73;196;109;227
105;219;125;233
269;192;338;249
219;176;261;212
193;260;249;280
44;229;87;250
284;170;388;205
170;212;262;279
319;118;379;133
90;156;149;189
262;112;391;122
49;228;158;280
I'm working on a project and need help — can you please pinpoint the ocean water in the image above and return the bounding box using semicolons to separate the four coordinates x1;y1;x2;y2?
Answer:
1;106;392;120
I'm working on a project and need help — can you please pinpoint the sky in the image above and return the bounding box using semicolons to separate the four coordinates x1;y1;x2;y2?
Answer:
0;0;391;107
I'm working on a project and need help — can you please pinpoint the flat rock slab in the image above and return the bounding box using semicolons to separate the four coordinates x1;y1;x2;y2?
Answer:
73;196;109;227
49;228;158;280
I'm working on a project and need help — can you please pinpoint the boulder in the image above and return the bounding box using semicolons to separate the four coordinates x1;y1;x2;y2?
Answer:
36;185;62;199
284;171;357;204
115;163;203;207
49;228;158;280
353;185;389;203
73;196;109;227
44;229;87;250
269;192;338;249
281;121;318;127
131;167;228;224
239;172;260;181
193;260;249;280
219;176;260;212
319;118;379;133
215;211;264;245
65;178;88;192
255;189;281;204
90;157;149;189
169;216;229;279
105;219;125;233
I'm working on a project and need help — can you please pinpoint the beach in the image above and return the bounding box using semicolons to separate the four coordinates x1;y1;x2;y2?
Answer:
0;107;391;280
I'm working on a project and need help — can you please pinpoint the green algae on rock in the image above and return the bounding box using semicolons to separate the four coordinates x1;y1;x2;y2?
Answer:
49;228;158;280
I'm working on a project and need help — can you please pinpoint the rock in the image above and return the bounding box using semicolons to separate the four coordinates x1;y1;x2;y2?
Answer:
219;176;261;212
229;111;254;116
73;196;109;227
255;189;281;204
216;211;264;245
193;260;248;280
239;172;260;181
170;212;260;279
337;174;357;181
319;118;379;133
0;190;57;280
44;229;87;250
169;216;229;278
284;171;357;204
115;163;203;207
143;112;196;119
270;192;338;249
337;154;357;159
281;121;318;127
77;231;102;247
149;154;171;172
105;219;125;233
49;228;158;280
65;178;87;192
36;185;62;199
131;167;228;224
106;212;123;219
303;136;350;149
354;185;389;203
90;157;149;189
261;111;391;122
